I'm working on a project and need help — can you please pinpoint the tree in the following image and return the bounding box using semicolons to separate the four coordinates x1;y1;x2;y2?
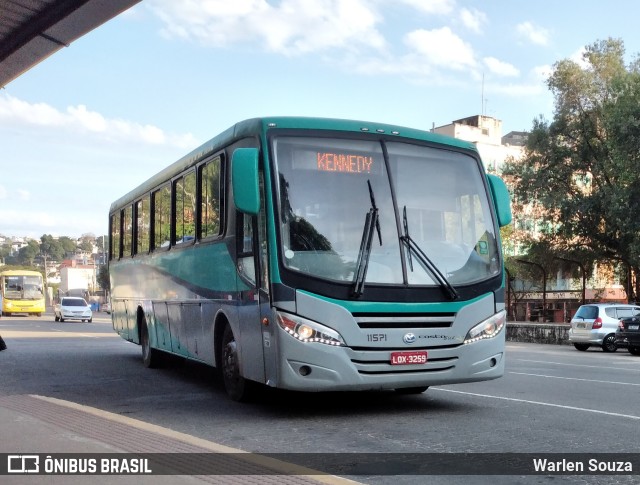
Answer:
40;234;65;261
78;239;93;253
58;236;77;256
18;240;40;266
97;264;110;292
502;38;640;300
96;235;109;253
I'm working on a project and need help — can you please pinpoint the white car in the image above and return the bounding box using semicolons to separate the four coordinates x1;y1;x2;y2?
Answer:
100;301;111;314
54;297;93;322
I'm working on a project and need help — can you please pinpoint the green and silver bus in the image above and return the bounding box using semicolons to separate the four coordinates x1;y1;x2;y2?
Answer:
108;117;512;401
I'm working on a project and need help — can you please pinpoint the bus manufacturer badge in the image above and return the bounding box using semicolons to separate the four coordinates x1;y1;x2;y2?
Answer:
403;333;416;344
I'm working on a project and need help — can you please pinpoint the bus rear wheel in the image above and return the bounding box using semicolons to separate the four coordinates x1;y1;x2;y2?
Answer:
221;325;254;402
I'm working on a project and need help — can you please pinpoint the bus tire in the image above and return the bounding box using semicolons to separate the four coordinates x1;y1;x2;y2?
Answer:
141;318;161;368
221;324;254;402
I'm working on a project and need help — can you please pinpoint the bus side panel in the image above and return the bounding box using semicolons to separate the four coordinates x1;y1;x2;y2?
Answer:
165;302;205;358
125;299;140;344
152;301;172;353
199;302;218;365
112;299;130;341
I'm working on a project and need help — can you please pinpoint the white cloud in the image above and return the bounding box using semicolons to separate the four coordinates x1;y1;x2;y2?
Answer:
0;94;197;149
397;0;455;15
404;27;476;71
483;57;519;77
0;210;58;232
0;95;66;127
569;46;591;68
17;190;30;201
148;0;386;55
460;8;487;34
487;66;552;98
516;21;550;46
0;185;6;199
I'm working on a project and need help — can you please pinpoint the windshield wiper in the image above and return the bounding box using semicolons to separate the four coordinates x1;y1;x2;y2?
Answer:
400;206;459;300
352;180;382;297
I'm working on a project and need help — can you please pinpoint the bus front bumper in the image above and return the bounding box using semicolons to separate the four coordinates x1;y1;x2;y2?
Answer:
275;329;505;392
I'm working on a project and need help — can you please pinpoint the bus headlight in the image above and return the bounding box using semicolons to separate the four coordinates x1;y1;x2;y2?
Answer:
276;311;345;346
464;310;506;344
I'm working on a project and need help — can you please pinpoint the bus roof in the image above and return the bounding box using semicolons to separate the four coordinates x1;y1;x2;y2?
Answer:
109;116;478;212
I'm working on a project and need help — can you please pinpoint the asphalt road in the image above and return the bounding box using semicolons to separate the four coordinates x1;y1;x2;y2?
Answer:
1;313;639;484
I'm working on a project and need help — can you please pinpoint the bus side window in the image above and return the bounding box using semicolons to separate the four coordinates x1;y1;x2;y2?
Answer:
110;212;121;260
174;171;196;245
200;156;222;239
136;196;150;254
122;205;133;257
153;184;171;249
238;213;256;285
237;171;269;291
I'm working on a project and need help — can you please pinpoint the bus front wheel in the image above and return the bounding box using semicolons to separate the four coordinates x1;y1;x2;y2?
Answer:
221;325;254;402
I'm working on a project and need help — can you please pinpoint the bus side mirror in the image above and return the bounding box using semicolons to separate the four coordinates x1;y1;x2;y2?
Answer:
487;174;512;227
232;148;260;215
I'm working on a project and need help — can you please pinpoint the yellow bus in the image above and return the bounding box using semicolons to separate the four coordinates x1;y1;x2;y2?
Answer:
0;270;46;317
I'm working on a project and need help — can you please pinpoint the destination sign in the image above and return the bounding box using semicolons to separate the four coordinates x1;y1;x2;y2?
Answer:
289;146;382;175
316;152;374;173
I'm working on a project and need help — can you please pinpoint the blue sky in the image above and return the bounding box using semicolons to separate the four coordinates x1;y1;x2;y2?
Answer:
2;0;640;240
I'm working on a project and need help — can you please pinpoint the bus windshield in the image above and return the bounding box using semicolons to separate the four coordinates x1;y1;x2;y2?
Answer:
273;136;500;287
2;275;44;300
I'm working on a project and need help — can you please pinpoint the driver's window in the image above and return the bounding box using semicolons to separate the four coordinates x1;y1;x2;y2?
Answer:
238;213;256;285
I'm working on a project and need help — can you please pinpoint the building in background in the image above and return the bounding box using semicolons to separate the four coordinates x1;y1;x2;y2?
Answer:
432;115;525;173
58;259;96;298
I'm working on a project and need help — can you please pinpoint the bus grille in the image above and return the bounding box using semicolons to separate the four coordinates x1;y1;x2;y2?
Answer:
349;312;459;374
352;312;455;329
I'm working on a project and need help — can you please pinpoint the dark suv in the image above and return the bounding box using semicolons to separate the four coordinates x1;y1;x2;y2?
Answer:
616;316;640;355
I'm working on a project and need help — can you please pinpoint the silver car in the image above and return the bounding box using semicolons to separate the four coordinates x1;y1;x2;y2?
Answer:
569;303;640;352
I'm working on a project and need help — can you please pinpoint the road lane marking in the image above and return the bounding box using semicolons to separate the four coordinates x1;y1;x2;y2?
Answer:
512;358;640;371
509;371;640;387
432;388;640;420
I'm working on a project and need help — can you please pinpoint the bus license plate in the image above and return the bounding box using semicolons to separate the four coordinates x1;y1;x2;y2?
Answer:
629;324;639;331
391;351;427;365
